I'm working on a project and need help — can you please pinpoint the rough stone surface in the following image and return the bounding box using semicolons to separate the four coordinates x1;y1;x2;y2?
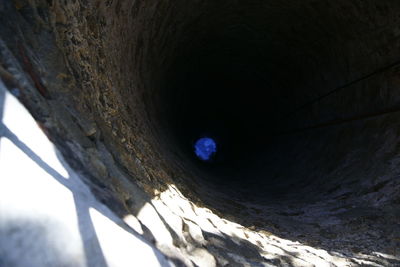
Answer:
1;0;400;266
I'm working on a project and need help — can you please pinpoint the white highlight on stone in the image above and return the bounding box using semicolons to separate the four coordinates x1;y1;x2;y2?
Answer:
1;89;69;178
0;85;171;267
90;208;166;267
123;214;144;235
137;202;174;246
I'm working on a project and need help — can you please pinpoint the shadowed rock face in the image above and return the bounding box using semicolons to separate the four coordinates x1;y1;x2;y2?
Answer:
1;0;400;265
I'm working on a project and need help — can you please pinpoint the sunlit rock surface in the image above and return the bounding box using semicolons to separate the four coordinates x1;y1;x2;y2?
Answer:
1;0;400;266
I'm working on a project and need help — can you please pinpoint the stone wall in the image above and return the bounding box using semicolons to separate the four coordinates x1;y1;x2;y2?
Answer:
1;0;400;266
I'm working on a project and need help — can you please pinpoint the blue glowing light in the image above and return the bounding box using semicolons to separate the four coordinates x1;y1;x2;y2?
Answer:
194;137;217;161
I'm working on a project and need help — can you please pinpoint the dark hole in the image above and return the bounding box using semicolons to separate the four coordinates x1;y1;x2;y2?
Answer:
153;1;400;206
4;0;399;261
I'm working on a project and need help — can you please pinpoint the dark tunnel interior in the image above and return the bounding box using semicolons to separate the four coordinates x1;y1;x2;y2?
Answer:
1;0;400;263
151;0;400;205
162;34;314;200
